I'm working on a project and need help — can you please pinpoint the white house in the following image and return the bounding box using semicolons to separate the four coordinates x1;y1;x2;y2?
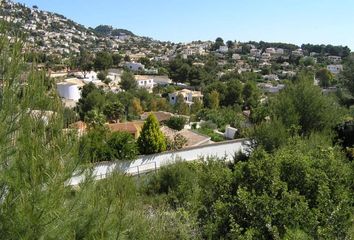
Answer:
265;48;276;54
169;89;203;105
250;49;262;57
263;74;279;81
218;46;229;53
276;48;285;55
327;64;343;75
292;49;304;57
83;71;98;82
56;78;85;102
126;62;145;71
232;53;241;60
328;56;342;64
135;75;172;86
135;75;154;92
106;72;121;83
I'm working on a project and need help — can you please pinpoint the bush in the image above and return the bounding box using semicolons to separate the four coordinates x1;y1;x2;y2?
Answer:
166;116;187;131
107;132;138;161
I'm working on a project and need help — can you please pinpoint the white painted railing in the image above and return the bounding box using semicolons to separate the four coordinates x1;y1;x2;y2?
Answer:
68;139;249;186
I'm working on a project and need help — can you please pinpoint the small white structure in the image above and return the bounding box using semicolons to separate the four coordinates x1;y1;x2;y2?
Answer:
224;125;238;140
56;78;84;102
327;64;343;75
126;62;145;71
169;89;203;105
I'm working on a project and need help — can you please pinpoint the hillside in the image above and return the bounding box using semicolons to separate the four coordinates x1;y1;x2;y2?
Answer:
0;0;151;56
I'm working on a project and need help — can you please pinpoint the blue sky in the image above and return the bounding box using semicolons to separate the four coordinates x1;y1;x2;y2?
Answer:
17;0;354;49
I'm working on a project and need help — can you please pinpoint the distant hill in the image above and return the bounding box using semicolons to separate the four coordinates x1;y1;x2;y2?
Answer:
0;0;147;55
93;25;135;37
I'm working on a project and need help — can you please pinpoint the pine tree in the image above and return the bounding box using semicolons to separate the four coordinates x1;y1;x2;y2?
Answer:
138;114;166;154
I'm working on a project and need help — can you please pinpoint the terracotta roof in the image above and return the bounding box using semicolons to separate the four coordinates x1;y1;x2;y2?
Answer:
141;111;174;122
108;121;144;135
160;126;211;148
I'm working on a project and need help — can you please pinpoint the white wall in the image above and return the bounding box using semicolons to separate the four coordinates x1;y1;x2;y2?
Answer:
68;139;249;186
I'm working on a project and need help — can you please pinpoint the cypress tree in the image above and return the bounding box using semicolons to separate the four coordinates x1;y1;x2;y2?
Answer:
138;114;166;154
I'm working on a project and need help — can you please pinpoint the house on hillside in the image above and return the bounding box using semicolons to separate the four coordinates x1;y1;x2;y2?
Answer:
135;75;154;92
135;75;172;86
327;64;343;75
328;56;342;64
125;62;145;71
218;46;229;53
168;89;203;106
107;121;145;139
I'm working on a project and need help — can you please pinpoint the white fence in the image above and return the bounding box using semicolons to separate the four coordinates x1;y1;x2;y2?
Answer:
69;139;249;186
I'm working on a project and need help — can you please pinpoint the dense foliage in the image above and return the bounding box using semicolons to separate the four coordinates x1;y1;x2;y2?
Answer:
145;137;354;239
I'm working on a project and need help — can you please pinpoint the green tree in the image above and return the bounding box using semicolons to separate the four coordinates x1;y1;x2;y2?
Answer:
97;71;107;81
166;116;187;131
112;53;122;66
242;81;260;108
191;98;203;114
63;107;78;128
175;94;190;115
84;109;106;129
251;118;290;152
79;127;110;162
120;71;138;91
225;80;243;106
77;49;94;72
94;51;113;71
300;56;316;66
107;132;138;161
137;114;166;154
212;37;225;51
103;101;125;123
316;68;334;88
208;90;220;109
271;76;344;135
77;83;106;120
169;57;190;84
340;54;354;96
138;57;151;68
